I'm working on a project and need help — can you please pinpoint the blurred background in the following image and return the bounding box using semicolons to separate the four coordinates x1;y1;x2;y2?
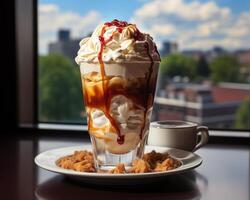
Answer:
0;1;248;199
38;0;250;130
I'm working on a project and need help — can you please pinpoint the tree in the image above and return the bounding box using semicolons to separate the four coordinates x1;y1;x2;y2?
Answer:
197;55;210;77
210;55;241;83
160;54;197;80
234;97;250;130
39;54;83;122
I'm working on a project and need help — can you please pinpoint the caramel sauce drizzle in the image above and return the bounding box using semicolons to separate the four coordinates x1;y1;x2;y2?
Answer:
97;20;130;144
140;41;154;139
85;19;159;145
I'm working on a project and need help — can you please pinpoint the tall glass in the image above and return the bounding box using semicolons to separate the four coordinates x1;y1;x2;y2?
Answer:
80;61;159;169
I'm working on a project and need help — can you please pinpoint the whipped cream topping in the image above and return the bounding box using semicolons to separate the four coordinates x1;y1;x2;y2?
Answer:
75;20;160;64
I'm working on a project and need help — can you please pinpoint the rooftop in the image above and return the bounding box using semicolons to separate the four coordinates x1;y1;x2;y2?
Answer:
212;83;250;103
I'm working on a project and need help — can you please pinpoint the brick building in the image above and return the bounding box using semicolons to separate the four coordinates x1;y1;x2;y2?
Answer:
154;82;250;128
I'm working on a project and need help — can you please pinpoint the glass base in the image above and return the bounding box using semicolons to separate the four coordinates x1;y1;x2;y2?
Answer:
90;135;147;170
96;150;137;171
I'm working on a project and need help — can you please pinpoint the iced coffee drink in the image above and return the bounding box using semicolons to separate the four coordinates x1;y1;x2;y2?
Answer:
75;20;160;169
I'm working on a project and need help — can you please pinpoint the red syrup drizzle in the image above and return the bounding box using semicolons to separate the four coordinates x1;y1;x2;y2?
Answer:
98;20;130;145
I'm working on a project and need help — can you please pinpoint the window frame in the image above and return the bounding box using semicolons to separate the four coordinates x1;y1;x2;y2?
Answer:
15;0;250;139
16;0;38;128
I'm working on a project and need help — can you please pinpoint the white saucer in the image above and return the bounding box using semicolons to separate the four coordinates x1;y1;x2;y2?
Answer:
35;145;202;184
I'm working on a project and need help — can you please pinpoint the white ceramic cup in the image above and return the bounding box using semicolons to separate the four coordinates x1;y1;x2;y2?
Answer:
148;120;209;152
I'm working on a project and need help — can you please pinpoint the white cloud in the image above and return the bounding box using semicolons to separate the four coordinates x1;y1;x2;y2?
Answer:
131;0;250;50
39;4;59;13
195;21;221;37
39;4;102;54
134;0;230;21
182;37;250;50
224;12;250;37
150;24;175;36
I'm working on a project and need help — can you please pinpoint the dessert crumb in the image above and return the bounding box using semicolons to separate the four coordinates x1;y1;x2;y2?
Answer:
56;150;181;174
109;163;126;174
128;159;151;173
56;150;95;172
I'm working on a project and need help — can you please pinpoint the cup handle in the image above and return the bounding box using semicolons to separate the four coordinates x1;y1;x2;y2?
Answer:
193;126;209;152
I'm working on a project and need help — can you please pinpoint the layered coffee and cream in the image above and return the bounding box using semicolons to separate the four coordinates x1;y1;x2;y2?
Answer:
76;20;160;158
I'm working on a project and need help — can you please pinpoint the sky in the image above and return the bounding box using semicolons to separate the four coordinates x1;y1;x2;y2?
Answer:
39;0;250;54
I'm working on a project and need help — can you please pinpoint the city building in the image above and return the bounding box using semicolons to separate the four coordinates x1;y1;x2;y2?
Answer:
236;50;250;82
160;41;178;56
153;82;250;128
181;46;227;62
236;50;250;65
48;29;81;62
181;50;204;60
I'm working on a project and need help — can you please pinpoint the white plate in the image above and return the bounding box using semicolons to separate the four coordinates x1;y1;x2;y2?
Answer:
35;145;202;184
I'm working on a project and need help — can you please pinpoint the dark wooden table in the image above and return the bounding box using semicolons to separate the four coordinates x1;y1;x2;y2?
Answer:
1;132;249;200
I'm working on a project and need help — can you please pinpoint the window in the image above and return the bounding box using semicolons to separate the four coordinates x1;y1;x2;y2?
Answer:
37;0;250;131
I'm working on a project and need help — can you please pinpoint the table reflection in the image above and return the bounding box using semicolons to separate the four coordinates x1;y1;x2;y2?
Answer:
13;136;249;200
35;171;207;200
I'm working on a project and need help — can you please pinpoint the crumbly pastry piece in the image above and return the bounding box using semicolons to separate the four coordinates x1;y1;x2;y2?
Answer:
109;163;126;174
142;150;170;168
154;157;181;172
56;150;95;172
56;150;181;174
128;159;151;173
